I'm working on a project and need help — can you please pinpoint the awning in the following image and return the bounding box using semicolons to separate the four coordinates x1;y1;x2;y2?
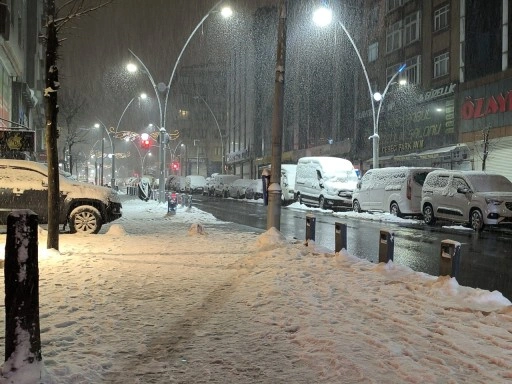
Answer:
365;144;470;164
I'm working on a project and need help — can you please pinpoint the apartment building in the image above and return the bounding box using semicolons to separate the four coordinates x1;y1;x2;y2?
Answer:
0;0;45;160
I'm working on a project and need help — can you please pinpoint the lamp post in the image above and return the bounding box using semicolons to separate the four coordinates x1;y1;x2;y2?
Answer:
127;2;232;202
110;93;147;189
267;0;287;231
194;139;200;175
313;6;406;169
193;95;224;173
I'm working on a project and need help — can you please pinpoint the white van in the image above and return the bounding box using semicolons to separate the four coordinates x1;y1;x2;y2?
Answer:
211;174;241;197
295;156;358;209
185;175;206;194
352;167;437;217
281;164;297;204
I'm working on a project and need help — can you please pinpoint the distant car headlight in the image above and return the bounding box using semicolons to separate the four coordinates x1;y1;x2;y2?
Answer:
485;198;503;205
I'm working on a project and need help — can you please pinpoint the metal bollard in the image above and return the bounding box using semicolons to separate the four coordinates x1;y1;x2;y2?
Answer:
334;222;347;253
4;210;42;370
305;214;316;243
187;194;192;208
378;229;394;263
439;239;461;278
167;192;177;215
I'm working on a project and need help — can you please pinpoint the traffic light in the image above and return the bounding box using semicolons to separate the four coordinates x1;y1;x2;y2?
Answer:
170;161;180;172
140;133;151;149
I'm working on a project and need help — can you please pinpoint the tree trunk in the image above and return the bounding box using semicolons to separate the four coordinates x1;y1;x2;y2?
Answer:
45;0;60;250
482;128;490;171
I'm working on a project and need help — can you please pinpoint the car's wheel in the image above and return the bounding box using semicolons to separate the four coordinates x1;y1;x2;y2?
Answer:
423;204;436;226
390;202;401;217
353;199;361;213
319;196;326;209
69;205;102;234
470;209;484;232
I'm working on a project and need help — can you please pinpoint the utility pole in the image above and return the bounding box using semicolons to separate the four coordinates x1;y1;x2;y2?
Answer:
267;0;287;230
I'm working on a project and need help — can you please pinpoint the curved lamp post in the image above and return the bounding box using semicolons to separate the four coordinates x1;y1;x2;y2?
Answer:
313;6;406;169
127;2;232;201
193;95;224;173
94;122;112;185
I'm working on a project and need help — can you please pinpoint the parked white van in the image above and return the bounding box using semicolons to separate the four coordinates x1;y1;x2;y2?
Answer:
352;167;438;217
295;156;358;209
281;164;297;204
211;174;241;197
185;175;206;194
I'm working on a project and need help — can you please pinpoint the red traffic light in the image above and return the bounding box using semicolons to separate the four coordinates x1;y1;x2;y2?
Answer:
170;161;180;171
140;133;151;149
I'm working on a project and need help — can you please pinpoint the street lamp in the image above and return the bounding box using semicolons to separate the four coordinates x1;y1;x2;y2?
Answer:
111;93;147;189
193;95;224;173
126;2;233;202
94;122;113;185
313;6;406;169
194;139;200;175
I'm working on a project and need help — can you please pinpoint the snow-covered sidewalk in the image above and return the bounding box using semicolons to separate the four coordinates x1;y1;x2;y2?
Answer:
1;196;512;383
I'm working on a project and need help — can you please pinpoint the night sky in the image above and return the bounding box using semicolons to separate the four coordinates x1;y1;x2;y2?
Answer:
58;0;278;129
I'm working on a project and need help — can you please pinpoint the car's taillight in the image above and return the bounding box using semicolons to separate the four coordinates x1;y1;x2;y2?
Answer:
406;178;412;200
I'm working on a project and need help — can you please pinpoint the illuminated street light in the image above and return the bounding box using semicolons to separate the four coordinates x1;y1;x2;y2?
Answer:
193;95;224;172
126;1;233;202
314;6;406;169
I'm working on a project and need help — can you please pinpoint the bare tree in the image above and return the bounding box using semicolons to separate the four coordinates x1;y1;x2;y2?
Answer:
59;88;90;173
44;0;113;250
472;126;500;171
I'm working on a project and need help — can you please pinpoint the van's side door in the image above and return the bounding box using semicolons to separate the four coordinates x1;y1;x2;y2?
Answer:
445;176;471;219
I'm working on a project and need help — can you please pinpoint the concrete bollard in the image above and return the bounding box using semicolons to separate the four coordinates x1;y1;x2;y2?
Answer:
3;210;42;373
378;229;394;263
439;239;461;278
187;194;193;208
305;214;316;243
334;222;347;253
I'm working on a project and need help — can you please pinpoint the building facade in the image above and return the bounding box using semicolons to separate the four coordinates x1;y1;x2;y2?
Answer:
0;0;45;160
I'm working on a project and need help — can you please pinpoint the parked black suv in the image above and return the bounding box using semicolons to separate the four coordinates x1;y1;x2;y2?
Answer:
0;160;122;234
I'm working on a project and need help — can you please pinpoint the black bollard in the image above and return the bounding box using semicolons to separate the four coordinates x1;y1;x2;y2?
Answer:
334;222;348;253
378;229;394;263
305;214;316;243
4;210;42;369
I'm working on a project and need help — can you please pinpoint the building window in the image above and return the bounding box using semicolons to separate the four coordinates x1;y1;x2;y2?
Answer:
434;52;449;78
404;55;421;84
404;11;420;45
386;21;402;53
434;4;450;31
369;6;379;26
368;42;378;62
386;0;410;12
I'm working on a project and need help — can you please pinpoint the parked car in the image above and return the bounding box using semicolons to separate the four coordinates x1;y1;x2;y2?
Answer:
352;167;438;217
245;179;264;200
421;170;512;231
227;179;255;199
295;156;359;209
0;159;122;234
166;175;186;192
185;175;206;194
212;174;241;197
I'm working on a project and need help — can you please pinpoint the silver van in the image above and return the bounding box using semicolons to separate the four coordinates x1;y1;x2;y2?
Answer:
352;167;437;217
421;170;512;231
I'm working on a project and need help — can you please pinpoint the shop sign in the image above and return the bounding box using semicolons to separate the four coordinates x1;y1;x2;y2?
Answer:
0;130;35;152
